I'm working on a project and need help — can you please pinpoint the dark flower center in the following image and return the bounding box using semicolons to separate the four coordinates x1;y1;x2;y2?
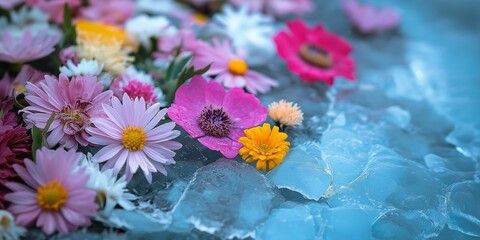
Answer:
58;100;92;135
299;44;333;69
198;105;233;138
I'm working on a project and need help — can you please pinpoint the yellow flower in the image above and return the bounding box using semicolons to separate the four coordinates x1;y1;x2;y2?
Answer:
76;40;133;76
75;20;135;76
268;100;304;127
239;123;290;171
76;20;135;48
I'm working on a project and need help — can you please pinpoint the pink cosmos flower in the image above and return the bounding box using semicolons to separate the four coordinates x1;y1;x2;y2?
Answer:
22;74;113;149
168;76;267;158
191;38;278;94
4;148;98;235
86;94;182;183
342;0;401;34
78;0;134;25
25;0;81;23
0;115;30;209
0;0;23;9
274;20;356;85
230;0;313;17
0;30;61;63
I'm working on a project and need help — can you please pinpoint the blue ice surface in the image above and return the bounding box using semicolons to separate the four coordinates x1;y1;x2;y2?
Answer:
52;0;480;239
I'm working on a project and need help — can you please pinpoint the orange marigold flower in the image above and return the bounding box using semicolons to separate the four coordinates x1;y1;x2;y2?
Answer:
238;123;290;171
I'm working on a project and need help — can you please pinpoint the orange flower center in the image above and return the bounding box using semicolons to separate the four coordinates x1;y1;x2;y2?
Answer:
36;180;68;212
122;126;147;151
299;44;333;68
228;59;249;75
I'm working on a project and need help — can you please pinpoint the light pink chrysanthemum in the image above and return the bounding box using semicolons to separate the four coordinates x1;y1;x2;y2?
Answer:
86;94;182;183
22;74;113;149
168;76;267;158
191;38;278;94
342;0;401;34
0;30;61;63
5;148;98;235
78;0;134;25
25;0;81;23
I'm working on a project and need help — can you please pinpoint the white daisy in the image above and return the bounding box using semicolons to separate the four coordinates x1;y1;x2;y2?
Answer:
213;5;276;65
79;155;136;216
125;15;177;49
60;59;104;77
0;210;26;240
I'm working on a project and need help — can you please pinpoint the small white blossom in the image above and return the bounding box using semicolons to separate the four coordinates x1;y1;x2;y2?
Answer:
213;5;275;65
0;210;26;240
125;15;177;49
79;156;136;217
60;59;104;77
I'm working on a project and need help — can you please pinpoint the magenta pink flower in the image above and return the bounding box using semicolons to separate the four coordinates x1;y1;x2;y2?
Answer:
168;76;267;158
0;115;30;209
22;74;113;149
191;38;278;94
342;0;400;34
25;0;81;23
78;0;134;25
86;94;182;183
274;20;356;85
0;30;61;63
5;148;98;235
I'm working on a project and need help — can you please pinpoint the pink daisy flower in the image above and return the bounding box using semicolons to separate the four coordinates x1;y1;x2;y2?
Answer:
0;30;61;63
86;94;182;183
22;74;113;150
274;20;356;85
342;0;401;34
25;0;81;24
168;76;267;158
4;147;98;235
191;38;278;94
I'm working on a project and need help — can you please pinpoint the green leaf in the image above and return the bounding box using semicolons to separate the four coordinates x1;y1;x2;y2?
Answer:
60;3;77;48
31;127;43;161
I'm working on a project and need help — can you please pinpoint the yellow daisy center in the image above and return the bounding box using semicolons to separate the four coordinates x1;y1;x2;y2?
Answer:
122;126;147;152
192;13;208;24
36;180;68;212
238;123;290;171
228;59;249;76
0;215;10;227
